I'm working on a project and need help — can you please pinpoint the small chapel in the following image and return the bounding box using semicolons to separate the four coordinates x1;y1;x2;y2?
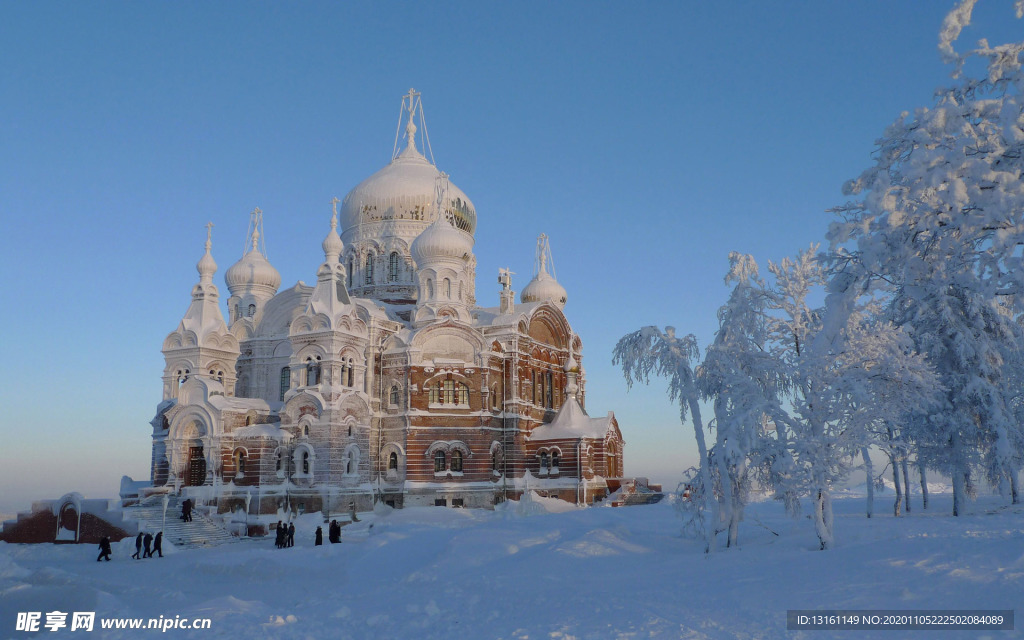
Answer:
145;90;625;516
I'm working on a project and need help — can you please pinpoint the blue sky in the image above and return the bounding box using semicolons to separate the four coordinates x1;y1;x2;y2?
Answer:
1;1;1018;512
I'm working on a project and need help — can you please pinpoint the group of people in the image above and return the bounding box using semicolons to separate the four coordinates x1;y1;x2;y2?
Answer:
274;521;295;548
328;520;343;544
130;531;163;559
97;531;163;561
276;520;345;547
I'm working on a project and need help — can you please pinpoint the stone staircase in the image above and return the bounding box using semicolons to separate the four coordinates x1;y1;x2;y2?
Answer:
122;496;236;549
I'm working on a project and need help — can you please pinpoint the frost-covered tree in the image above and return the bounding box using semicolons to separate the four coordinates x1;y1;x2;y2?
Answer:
613;327;720;552
827;0;1024;515
763;248;937;547
697;253;784;548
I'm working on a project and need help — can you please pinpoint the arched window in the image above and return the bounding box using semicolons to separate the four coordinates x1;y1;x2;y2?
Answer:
390;385;400;406
491;385;499;410
347;358;354;387
539;451;550;471
247;304;256;317
346;448;359;475
427;278;434;299
347;258;354;288
443;278;451;299
234;449;246;477
451;450;463;473
301;450;310;475
492;447;500;473
275;449;284;476
434;450;446;473
389;452;398;470
279;367;290;401
551;450;561;472
306;358;320;386
457;382;469;406
545;370;554;408
302;424;310;437
365;254;374;285
388;252;400;282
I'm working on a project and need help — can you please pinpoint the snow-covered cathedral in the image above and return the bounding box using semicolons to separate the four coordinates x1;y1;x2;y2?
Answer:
147;91;624;517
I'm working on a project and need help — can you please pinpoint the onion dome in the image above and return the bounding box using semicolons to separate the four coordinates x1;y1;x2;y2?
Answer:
197;222;217;285
521;234;567;308
411;212;474;265
225;226;281;297
322;208;343;263
339;104;476;236
564;350;579;374
521;271;567;307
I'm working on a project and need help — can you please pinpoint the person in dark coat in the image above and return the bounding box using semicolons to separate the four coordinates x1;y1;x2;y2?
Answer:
153;531;163;558
142;532;153;558
275;521;284;548
328;520;339;544
315;526;323;546
287;522;295;548
182;499;193;522
97;537;112;562
131;532;143;559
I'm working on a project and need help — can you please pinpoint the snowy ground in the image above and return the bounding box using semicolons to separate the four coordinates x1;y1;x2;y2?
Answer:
1;492;1022;639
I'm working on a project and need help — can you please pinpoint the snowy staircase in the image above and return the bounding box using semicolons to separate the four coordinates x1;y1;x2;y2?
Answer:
123;496;237;549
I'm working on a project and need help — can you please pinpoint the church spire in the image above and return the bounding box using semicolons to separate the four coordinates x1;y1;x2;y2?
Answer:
392;88;434;164
323;197;344;263
196;222;217;285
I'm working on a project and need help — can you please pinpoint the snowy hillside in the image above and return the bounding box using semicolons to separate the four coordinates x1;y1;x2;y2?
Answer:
1;493;1022;639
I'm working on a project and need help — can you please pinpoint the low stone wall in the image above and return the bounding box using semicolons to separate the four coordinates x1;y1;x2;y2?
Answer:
0;497;137;544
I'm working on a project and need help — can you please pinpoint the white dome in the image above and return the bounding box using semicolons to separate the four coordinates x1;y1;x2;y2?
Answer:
225;249;281;295
411;215;474;265
521;271;567;308
339;145;476;235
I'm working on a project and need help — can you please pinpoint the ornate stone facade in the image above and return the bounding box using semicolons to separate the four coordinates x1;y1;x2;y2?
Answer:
146;91;624;517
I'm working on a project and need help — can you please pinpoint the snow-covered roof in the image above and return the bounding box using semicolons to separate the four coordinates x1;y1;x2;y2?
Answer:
232;423;290;441
530;396;612;441
472;300;547;329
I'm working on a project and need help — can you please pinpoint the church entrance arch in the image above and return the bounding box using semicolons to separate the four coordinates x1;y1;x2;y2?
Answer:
187;445;206;486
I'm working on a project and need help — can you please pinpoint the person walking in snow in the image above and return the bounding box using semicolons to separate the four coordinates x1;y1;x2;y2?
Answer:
329;520;340;544
153;531;163;558
97;536;112;562
142;532;153;558
275;521;284;548
315;526;323;546
131;532;143;559
287;522;295;548
182;498;193;522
